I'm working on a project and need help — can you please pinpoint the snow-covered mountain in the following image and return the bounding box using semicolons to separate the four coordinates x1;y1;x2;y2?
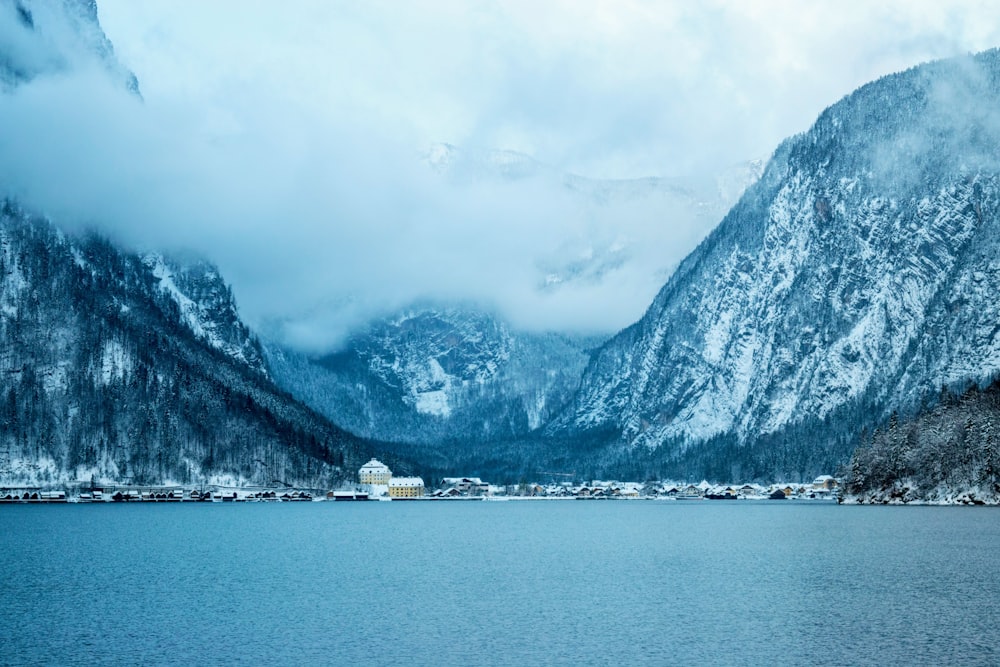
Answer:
0;0;139;94
17;0;1000;488
254;142;762;457
142;253;268;376
266;306;602;446
0;203;392;487
0;0;396;487
551;49;1000;480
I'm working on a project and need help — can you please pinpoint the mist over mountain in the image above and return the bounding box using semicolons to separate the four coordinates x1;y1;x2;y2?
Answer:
253;142;765;353
420;142;764;297
0;201;393;487
1;0;778;356
7;0;1000;490
0;0;138;93
550;49;1000;481
0;0;405;488
260;152;763;462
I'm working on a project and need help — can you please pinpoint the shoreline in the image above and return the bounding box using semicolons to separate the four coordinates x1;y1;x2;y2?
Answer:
1;493;842;505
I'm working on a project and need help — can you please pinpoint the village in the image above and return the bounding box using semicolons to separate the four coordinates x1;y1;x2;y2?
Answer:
0;457;839;504
342;458;840;501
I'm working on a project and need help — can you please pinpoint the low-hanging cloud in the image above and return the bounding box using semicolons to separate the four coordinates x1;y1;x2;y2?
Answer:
3;0;1000;352
0;68;712;348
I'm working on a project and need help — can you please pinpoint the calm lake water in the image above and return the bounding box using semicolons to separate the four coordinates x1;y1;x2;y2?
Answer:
1;501;999;666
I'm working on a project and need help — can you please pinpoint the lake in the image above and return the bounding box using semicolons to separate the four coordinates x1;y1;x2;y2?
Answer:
1;501;998;666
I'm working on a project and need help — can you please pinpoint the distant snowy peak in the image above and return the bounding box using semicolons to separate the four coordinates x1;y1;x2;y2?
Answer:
422;141;762;206
0;0;139;94
421;143;543;181
422;142;764;296
421;142;457;172
268;303;598;445
536;241;629;292
143;253;267;376
356;307;513;417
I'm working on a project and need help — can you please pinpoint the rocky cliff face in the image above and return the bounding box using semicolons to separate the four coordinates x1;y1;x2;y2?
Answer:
552;50;1000;480
0;0;139;93
266;306;600;446
143;253;268;376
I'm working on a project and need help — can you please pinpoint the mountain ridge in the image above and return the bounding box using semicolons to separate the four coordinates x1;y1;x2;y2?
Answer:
265;305;603;449
549;48;1000;480
1;0;139;94
0;202;405;487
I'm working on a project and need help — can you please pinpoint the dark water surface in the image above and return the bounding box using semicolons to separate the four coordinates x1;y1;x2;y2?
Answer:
1;501;998;666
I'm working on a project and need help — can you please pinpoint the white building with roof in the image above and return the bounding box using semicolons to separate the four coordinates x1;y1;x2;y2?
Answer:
812;475;838;490
359;459;392;485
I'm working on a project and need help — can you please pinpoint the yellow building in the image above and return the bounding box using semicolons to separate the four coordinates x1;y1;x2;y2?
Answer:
359;458;392;485
388;477;425;498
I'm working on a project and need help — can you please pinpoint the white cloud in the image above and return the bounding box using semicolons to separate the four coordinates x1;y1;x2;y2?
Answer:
3;0;1000;351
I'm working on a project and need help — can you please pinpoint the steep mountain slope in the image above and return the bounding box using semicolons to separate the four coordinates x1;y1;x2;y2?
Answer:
553;49;1000;480
1;0;139;94
0;0;400;488
0;204;390;487
143;253;267;375
266;307;601;446
262;149;762;457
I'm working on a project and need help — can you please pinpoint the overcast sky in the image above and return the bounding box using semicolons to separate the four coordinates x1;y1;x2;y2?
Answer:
4;1;1000;351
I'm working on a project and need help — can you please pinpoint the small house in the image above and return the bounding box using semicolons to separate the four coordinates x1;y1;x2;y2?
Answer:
812;475;838;491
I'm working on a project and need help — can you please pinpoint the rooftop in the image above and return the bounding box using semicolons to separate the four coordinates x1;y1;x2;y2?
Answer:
389;477;425;487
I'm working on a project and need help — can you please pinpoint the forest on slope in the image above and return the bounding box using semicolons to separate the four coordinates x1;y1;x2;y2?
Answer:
843;379;1000;503
0;203;405;488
